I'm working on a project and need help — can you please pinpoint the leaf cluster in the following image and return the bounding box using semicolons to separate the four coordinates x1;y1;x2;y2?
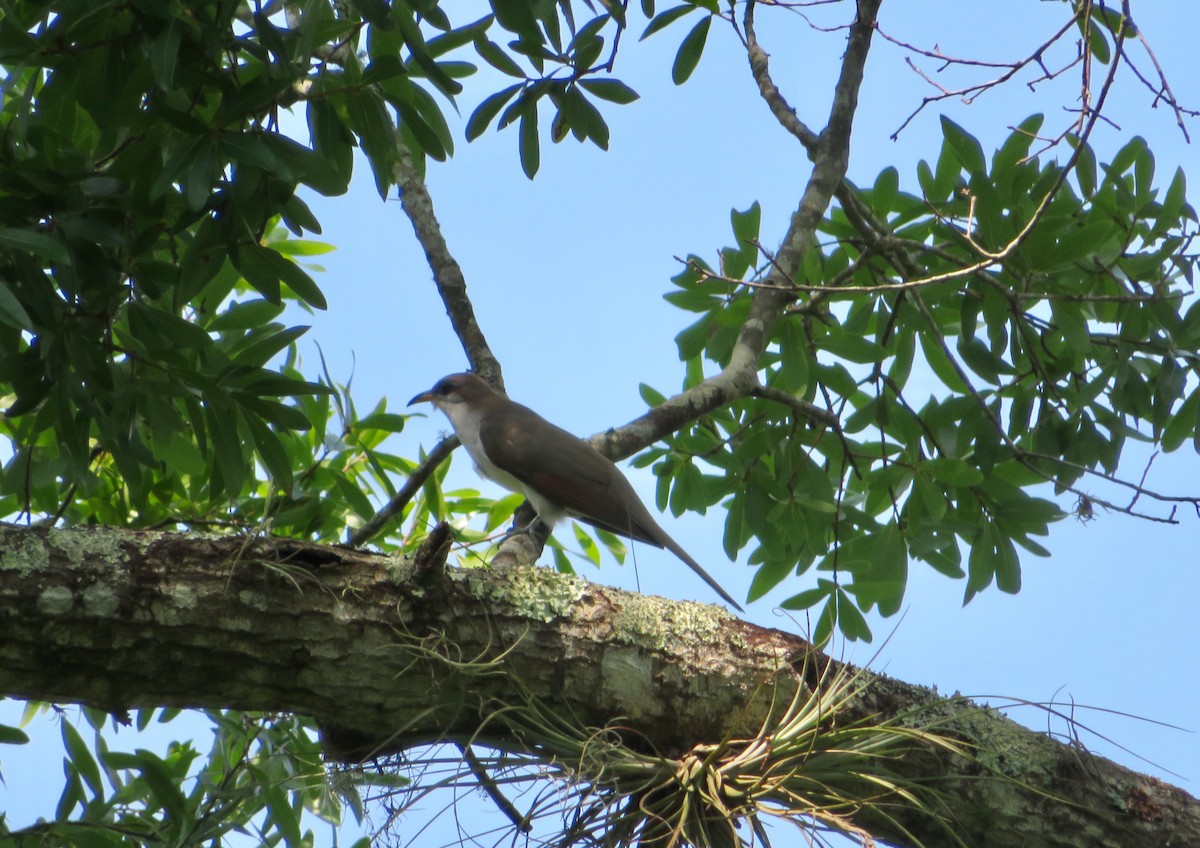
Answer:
654;115;1198;640
0;1;662;536
0;704;375;848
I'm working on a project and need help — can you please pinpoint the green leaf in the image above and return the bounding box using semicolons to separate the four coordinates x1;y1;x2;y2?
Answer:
351;0;394;28
566;87;610;150
424;16;491;57
306;97;354;191
219;132;279;171
395;11;463;95
1081;17;1111;63
551;545;574;574
918;331;969;393
993;114;1044;172
333;470;377;520
519;100;540;178
872;167;899;212
940;116;986;176
150;17;183;89
578;79;639;104
183;139;217;212
61;722;104;801
671;16;710;85
475;37;525;77
207;299;286;332
492;0;540;38
780;579;836;611
233;243;327;309
641;4;694;40
571;32;605;71
356;412;408;433
344;89;398;199
57;769;83;819
265;786;303;846
747;552;797;601
638;383;667;407
730;201;761;269
1072;137;1097;198
956;336;1002;384
231;326;310;369
836;589;872;641
363;55;408;86
818;332;886;364
206;397;247;498
0;283;33;330
964;522;1017;604
573;522;602;567
923;458;984;487
813;596;837;646
466;83;523;140
1163;387;1200;452
242;411;294;490
995;534;1021;594
0;724;29;745
0;227;72;265
134;750;189;826
1051;301;1089;354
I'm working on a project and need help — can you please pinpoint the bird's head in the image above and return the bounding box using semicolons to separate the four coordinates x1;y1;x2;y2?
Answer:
408;372;497;413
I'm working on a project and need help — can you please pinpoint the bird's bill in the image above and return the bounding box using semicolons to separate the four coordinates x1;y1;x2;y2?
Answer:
408;388;435;406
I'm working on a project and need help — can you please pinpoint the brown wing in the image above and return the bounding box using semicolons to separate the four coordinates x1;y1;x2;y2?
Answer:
478;400;744;611
477;402;662;546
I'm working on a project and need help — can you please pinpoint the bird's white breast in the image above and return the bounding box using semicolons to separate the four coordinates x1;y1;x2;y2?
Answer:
437;400;565;525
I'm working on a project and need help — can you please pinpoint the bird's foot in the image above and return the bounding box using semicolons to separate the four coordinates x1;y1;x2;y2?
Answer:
493;524;544;568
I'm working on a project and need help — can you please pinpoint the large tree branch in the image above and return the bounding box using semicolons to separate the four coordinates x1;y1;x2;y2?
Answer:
1;523;1196;847
598;0;884;463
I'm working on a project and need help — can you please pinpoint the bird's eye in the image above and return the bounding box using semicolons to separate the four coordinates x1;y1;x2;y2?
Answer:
436;380;453;396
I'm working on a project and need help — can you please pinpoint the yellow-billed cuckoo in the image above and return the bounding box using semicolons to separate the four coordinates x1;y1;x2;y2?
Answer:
409;372;743;611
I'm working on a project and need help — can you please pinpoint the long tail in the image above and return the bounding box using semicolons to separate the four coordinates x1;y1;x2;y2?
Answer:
661;536;745;613
577;505;746;613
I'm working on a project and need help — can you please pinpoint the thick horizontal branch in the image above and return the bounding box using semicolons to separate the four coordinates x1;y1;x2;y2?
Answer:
0;523;1195;848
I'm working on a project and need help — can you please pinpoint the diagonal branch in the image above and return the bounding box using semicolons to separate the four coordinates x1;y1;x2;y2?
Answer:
598;0;884;462
392;152;503;387
350;434;459;547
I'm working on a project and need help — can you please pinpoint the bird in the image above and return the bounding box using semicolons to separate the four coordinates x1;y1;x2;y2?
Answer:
408;372;744;611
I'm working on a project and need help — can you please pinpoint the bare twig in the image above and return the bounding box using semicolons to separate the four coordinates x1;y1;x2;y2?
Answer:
350;435;459;547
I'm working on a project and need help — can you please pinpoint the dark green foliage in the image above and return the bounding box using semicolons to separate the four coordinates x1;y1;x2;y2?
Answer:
0;705;375;848
0;1;507;532
656;118;1198;641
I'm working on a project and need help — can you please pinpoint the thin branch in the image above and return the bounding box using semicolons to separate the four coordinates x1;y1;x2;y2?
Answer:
391;151;503;385
1112;3;1197;142
1020;449;1200;514
880;12;1083;140
744;0;821;152
456;742;533;833
349;435;459;547
750;384;839;428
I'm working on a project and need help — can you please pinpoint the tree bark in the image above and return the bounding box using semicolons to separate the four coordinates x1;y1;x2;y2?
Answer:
1;523;1195;847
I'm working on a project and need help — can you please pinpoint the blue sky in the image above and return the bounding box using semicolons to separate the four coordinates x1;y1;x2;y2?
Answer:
3;2;1198;843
